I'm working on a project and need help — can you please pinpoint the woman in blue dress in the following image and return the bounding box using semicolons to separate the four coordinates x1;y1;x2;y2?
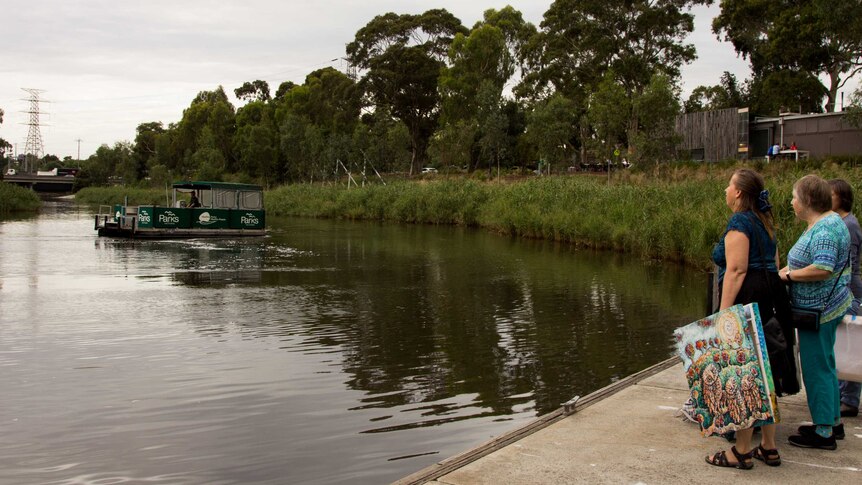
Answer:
706;168;793;469
780;175;852;450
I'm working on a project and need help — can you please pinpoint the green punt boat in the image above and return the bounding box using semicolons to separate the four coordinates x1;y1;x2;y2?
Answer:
95;181;266;239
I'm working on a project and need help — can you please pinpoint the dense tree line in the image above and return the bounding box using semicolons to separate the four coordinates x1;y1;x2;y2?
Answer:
20;1;861;187
685;0;862;115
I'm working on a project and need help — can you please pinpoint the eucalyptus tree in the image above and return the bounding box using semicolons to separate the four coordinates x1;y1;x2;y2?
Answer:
476;80;509;176
427;120;478;170
149;125;183;182
437;8;534;172
275;67;361;182
587;73;629;160
519;0;705;157
353;108;415;174
193;127;228;182
523;93;578;170
346;9;468;174
439;24;511;126
684;72;747;113
714;0;862;113
274;81;297;101
438;24;509;171
744;69;827;115
234;100;278;185
234;80;271;103
81;142;134;186
479;6;536;71
176;86;237;175
632;73;682;161
132;122;164;182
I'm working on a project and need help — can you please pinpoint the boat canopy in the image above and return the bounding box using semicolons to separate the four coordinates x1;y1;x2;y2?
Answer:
172;181;263;192
171;181;263;210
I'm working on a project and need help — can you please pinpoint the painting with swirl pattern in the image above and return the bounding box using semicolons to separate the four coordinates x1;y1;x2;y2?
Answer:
674;303;777;437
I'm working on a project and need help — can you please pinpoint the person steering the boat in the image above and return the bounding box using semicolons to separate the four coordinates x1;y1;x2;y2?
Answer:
189;191;201;208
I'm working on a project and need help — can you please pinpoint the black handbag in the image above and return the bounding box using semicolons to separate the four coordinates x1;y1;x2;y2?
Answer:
762;315;788;353
789;306;822;331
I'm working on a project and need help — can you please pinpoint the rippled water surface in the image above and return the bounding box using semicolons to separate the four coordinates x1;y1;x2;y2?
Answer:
0;201;706;484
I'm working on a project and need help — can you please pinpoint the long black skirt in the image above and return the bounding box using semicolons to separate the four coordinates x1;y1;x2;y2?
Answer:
724;270;800;396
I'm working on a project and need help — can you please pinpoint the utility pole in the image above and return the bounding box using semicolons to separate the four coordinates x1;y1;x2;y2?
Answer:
76;139;82;161
21;88;47;173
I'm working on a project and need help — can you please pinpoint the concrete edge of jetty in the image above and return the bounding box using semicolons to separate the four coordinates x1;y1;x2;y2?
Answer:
395;358;862;485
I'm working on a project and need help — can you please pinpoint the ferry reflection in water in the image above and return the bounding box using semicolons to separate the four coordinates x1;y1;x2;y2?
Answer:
0;204;706;484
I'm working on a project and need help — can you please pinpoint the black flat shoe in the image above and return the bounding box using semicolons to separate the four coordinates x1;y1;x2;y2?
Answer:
798;423;844;440
788;432;837;450
840;405;859;418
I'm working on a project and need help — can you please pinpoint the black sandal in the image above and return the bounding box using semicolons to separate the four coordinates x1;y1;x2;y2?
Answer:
752;444;781;466
705;446;754;470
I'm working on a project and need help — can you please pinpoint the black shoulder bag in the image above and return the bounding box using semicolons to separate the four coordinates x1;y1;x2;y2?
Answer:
787;253;849;332
747;216;788;354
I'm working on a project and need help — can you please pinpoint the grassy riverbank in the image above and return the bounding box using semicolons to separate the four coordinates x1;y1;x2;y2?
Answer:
0;182;41;214
267;161;862;269
74;161;862;269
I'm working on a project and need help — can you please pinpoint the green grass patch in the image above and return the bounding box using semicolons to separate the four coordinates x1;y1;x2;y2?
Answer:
0;182;41;214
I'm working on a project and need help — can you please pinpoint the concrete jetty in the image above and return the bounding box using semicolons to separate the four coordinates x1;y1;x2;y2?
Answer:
397;358;861;484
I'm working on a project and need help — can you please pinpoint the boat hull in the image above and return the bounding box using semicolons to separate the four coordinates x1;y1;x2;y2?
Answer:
96;223;265;239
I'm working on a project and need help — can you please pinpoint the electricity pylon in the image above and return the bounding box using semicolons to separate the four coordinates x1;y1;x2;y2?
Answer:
22;88;46;173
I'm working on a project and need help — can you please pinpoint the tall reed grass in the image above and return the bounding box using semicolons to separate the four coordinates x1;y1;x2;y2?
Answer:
267;163;862;269
0;182;41;214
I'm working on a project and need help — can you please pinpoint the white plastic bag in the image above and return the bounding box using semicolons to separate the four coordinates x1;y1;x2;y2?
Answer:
837;315;862;381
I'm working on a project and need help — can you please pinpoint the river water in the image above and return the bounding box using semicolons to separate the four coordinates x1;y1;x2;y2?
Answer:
0;200;706;484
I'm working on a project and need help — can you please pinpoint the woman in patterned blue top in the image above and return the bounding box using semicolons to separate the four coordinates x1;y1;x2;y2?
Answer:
780;175;852;450
706;168;793;470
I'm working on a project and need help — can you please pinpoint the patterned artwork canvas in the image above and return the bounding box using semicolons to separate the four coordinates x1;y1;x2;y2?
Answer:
674;303;777;437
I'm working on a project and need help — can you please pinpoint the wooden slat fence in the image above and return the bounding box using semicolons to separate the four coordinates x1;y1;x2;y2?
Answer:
675;108;740;162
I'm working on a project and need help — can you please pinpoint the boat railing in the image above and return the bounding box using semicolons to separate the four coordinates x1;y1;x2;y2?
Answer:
94;204;138;231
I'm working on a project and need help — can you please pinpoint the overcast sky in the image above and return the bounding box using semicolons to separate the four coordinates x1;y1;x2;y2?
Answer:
2;0;835;161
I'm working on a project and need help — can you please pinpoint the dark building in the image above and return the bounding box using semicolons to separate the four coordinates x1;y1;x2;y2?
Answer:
749;112;862;158
675;108;862;162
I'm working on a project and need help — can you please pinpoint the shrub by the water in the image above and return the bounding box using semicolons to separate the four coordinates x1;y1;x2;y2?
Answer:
0;182;41;214
75;186;168;206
